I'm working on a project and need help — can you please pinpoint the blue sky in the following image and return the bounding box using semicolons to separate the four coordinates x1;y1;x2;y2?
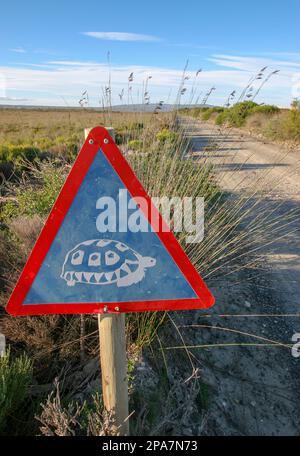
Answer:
1;0;300;107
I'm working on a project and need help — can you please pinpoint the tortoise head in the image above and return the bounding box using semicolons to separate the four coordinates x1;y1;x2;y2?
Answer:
140;256;156;269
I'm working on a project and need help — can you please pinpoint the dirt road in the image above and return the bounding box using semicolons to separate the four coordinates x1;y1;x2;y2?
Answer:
195;127;298;193
185;118;300;314
179;118;300;435
132;118;300;435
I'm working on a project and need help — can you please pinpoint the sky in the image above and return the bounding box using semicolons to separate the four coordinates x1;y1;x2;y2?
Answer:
1;0;300;107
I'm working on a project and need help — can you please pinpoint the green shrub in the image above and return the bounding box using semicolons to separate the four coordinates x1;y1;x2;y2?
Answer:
115;129;133;145
263;110;300;141
202;107;224;121
0;144;39;164
251;104;279;115
0;349;33;433
214;101;279;127
179;107;209;118
114;123;144;146
283;110;300;139
52;135;80;158
128;122;144;131
215;111;228;125
217;101;258;127
201;109;214;121
156;128;178;144
114;131;125;145
1;162;66;221
291;98;300;110
35;137;53;150
0;134;81;167
127;139;143;150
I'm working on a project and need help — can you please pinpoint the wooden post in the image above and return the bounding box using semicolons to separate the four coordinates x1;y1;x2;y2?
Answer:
98;313;129;435
84;127;129;436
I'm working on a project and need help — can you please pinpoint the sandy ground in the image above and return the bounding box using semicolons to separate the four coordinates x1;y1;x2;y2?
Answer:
162;118;300;435
185;118;300;314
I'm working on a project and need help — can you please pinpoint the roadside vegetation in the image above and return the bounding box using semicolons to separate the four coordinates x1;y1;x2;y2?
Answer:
0;349;33;435
181;99;300;143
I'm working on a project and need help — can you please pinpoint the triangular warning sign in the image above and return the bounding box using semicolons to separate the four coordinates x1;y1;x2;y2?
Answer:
6;127;214;316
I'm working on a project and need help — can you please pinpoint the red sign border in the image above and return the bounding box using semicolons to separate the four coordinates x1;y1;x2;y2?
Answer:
6;127;215;316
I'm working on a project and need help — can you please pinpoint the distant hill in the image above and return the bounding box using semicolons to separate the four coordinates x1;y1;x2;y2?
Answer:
0;103;212;112
110;103;212;112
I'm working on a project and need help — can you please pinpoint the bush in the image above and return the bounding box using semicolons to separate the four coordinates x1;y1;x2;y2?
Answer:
214;101;280;127
127;139;143;151
201;107;224;121
36;380;108;436
1;162;66;221
115;130;135;145
291;99;300;110
115;123;144;145
0;135;81;169
156;128;178;144
129;122;144;131
215;101;257;127
215;110;228;125
263;110;300;142
282;110;300;140
0;349;33;433
178;107;209;118
251;104;279;115
0;144;39;164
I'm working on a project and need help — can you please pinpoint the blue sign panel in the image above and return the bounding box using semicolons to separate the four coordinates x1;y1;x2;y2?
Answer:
23;148;197;305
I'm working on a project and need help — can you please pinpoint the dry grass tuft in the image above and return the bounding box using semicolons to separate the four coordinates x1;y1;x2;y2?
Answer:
36;378;115;436
8;215;44;254
36;379;84;436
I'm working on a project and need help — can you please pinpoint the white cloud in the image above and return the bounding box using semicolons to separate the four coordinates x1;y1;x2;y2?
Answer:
82;32;161;42
0;96;31;102
209;53;300;73
258;52;300;59
0;73;6;97
9;47;26;53
47;60;106;67
0;53;298;107
207;54;299;100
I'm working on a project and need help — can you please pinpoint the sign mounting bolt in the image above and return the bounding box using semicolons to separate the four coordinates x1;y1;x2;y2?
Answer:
104;138;109;144
89;139;94;144
115;306;120;312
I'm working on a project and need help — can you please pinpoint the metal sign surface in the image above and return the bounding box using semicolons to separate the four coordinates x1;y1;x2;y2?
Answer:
6;127;214;315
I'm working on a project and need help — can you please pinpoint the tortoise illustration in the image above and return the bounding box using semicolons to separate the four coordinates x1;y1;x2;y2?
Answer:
61;239;156;287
